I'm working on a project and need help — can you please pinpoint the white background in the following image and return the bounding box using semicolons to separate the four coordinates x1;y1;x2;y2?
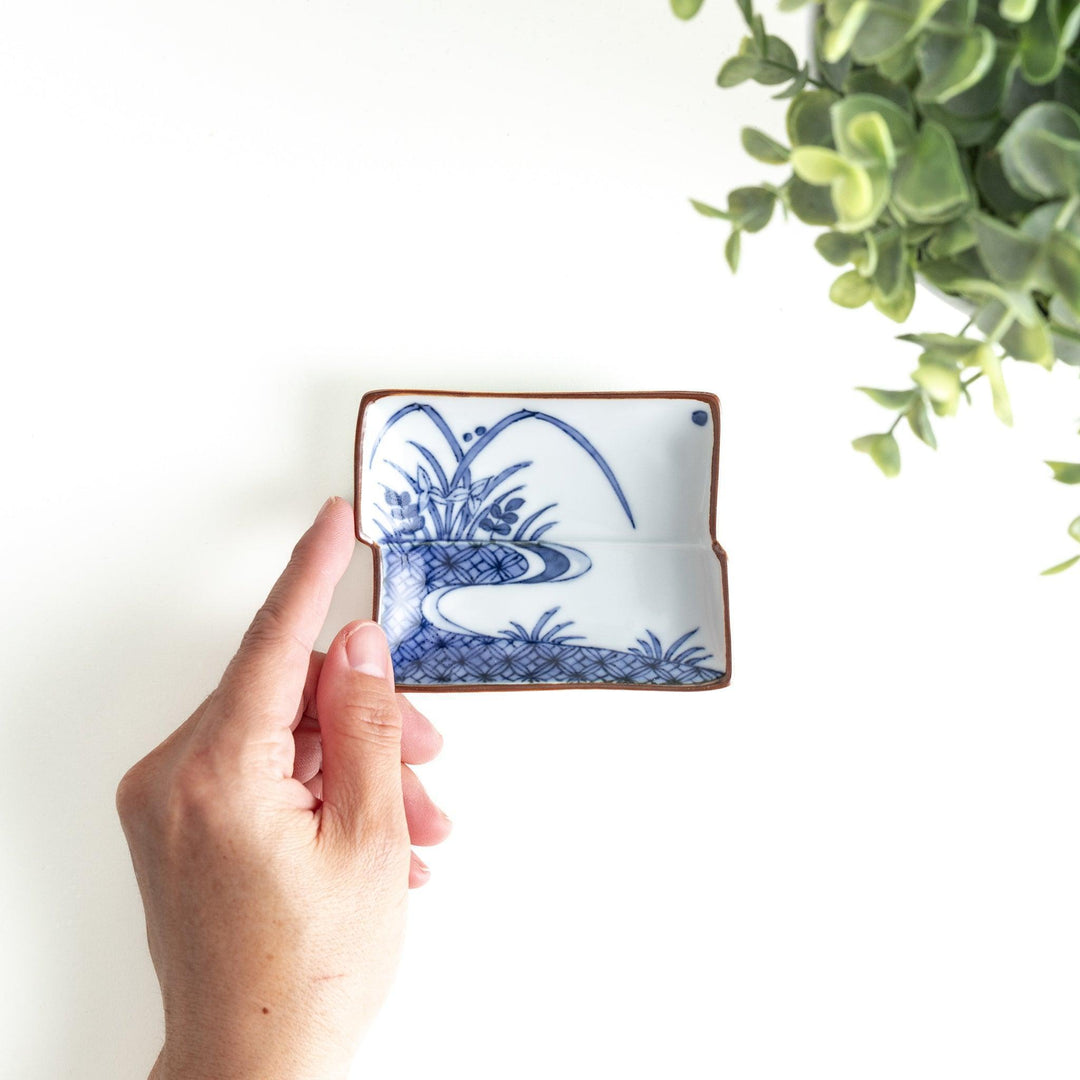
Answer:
2;2;1078;1078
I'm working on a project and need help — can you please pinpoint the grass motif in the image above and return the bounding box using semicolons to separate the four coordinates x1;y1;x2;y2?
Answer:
627;628;713;668
370;402;634;542
498;606;585;645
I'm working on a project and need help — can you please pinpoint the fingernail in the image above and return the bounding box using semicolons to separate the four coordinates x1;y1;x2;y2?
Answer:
316;495;338;519
346;622;389;678
414;856;430;874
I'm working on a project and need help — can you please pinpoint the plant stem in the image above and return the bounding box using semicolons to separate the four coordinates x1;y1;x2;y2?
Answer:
1055;194;1080;230
755;58;828;89
962;371;984;390
985;309;1014;345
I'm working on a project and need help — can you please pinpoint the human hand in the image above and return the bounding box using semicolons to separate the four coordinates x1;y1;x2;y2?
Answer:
116;497;451;1080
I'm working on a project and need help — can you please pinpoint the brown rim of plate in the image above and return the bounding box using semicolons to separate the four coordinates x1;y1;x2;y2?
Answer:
354;389;731;692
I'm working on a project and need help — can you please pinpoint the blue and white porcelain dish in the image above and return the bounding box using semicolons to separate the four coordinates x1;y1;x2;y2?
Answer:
355;391;730;691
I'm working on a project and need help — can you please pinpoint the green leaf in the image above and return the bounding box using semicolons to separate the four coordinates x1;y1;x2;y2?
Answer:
689;199;730;219
824;0;871;63
792;146;889;232
1057;0;1080;56
975;148;1039;219
814;17;853;90
943;46;1013;121
787;89;841;147
892;120;973;223
998;312;1056;368
871;228;906;299
972;214;1044;288
854;230;878;275
792;143;866;185
671;0;706;17
1041;554;1080;574
926;216;977;258
852;432;902;476
1000;0;1037;21
1019;0;1063;84
898;332;980;357
916;28;997;105
751;12;768;53
773;64;810;100
789;176;839;225
830;269;874;307
998;102;1080;200
842;111;897;169
728;186;776;232
850;4;919;65
842;70;914;113
718;54;764;88
1070;515;1080;542
725;229;741;272
735;0;754;26
815;231;868;265
877;38;919;82
974;343;1013;425
1047;229;1080;316
920;102;999;148
907;396;938;448
871;267;916;321
920;257;1043;325
1046;460;1080;482
857;386;920;408
934;0;986;41
912;356;963;413
832;94;918;165
753;35;800;86
740;127;790;164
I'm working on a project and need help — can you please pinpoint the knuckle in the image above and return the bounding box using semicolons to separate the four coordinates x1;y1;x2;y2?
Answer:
115;761;149;822
241;600;290;651
340;693;403;744
160;755;225;834
237;600;310;667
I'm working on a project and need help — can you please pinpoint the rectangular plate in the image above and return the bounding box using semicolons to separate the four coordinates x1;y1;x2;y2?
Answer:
355;390;730;691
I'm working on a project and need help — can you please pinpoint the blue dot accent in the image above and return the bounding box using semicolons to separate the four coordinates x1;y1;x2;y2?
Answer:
691;409;708;427
476;426;487;435
463;432;473;442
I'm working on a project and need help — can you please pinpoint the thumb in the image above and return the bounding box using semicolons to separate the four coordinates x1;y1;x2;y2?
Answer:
316;621;407;849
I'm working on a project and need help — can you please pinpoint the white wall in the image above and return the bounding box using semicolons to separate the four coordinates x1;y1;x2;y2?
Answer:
2;2;1078;1077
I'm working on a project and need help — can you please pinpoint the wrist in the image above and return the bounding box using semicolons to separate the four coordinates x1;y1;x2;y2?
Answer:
150;1021;352;1080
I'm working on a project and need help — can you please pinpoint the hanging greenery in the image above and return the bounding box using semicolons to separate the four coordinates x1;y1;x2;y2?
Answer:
676;0;1080;572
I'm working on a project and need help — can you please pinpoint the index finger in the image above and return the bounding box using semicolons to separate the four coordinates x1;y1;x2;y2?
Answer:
211;496;356;741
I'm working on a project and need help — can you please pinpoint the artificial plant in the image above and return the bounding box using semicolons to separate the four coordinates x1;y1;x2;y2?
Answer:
675;0;1080;572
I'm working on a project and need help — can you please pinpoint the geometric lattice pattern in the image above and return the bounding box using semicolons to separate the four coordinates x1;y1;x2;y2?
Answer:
385;542;529;590
381;542;531;649
391;623;724;687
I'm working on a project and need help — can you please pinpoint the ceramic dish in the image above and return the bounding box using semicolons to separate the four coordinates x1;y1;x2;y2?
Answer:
355;390;730;691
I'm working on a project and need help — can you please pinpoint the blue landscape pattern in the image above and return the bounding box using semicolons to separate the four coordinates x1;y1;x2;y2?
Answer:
367;400;723;687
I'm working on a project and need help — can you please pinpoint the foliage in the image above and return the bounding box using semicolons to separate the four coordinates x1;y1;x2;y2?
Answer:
369;403;634;542
499;607;586;644
626;627;714;666
674;0;1080;570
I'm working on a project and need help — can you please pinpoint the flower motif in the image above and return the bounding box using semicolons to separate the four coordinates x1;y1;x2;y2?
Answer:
384;488;424;534
479;496;525;537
